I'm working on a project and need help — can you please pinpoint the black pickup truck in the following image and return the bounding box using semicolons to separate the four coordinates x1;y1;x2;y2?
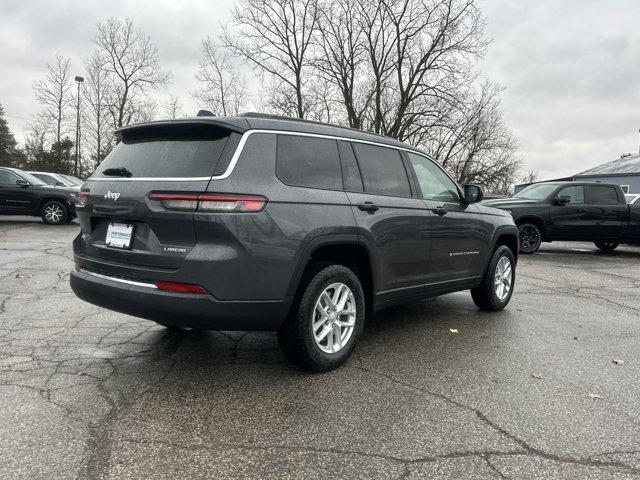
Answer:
483;181;640;253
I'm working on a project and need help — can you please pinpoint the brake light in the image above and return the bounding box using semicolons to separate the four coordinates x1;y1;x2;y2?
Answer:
155;280;209;294
149;193;267;212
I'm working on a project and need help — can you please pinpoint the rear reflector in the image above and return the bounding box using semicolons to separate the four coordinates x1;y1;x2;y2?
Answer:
155;280;209;294
149;193;267;212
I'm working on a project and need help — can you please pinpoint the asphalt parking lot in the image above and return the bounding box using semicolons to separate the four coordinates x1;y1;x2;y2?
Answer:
0;217;639;479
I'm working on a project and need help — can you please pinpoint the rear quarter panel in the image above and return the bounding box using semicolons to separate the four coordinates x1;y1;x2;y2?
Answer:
197;132;356;301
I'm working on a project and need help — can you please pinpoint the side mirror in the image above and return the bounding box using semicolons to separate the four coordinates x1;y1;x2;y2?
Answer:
553;196;571;205
16;179;29;188
55;181;66;186
464;184;483;203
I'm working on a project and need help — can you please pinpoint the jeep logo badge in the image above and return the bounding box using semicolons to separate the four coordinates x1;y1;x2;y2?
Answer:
104;190;121;201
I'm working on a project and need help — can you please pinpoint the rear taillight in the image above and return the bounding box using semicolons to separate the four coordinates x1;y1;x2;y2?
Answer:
148;193;199;210
149;193;267;213
198;195;266;212
78;189;90;207
155;280;209;294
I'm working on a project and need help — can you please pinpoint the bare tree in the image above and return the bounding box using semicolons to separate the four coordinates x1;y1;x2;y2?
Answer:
313;0;371;128
82;52;112;173
94;17;171;128
161;96;185;119
33;54;74;146
519;169;540;185
222;0;319;118
423;82;520;193
364;0;487;139
220;0;522;188
193;38;247;116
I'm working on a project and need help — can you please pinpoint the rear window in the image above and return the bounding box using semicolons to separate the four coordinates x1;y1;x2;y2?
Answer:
95;124;230;178
588;185;619;205
351;143;411;197
276;135;342;190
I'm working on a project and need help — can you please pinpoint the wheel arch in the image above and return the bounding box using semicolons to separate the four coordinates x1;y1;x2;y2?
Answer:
38;195;70;213
515;215;548;241
286;235;375;316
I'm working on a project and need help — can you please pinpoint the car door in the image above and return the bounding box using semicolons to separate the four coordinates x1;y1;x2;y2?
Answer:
404;152;490;287
586;185;626;240
342;141;431;303
0;169;33;213
547;185;594;239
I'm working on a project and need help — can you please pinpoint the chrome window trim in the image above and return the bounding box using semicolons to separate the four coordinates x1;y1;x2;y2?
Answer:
81;269;158;289
86;129;443;183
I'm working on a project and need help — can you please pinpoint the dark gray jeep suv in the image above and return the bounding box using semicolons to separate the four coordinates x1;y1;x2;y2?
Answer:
70;113;518;371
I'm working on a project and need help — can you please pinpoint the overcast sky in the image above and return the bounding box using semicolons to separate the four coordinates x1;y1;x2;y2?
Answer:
1;0;639;179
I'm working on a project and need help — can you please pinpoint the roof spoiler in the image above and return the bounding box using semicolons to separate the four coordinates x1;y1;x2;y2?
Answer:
114;118;248;136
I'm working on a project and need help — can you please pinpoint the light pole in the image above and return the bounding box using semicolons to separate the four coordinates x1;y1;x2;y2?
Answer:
74;75;84;177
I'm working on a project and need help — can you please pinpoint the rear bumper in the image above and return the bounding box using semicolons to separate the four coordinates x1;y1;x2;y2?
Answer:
70;269;290;331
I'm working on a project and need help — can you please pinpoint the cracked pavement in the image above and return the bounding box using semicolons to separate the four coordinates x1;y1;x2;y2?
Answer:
0;217;639;479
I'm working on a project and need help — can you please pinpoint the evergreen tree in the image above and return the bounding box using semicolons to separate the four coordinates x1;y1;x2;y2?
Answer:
0;103;19;167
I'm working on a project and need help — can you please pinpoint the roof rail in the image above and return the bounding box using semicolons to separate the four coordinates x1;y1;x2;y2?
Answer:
239;111;396;141
240;112;334;127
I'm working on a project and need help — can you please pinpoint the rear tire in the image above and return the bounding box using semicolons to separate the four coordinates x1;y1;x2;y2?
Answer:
41;200;69;225
517;223;541;254
278;263;365;372
594;240;619;252
471;245;516;311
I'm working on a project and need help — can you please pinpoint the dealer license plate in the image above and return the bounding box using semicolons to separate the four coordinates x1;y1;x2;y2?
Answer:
105;222;134;249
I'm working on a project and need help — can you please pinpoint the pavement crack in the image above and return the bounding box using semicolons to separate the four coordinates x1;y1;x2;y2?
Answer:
350;364;640;476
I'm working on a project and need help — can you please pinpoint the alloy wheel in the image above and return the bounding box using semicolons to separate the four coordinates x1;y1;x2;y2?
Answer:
44;204;63;224
311;282;356;354
494;256;512;301
518;224;540;253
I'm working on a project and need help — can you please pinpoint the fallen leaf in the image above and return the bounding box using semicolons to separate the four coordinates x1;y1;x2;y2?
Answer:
15;273;24;279
612;359;625;365
587;393;602;400
449;328;458;334
531;373;543;379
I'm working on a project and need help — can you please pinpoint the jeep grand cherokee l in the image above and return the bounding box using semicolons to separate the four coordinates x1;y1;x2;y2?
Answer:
0;167;78;224
70;113;518;371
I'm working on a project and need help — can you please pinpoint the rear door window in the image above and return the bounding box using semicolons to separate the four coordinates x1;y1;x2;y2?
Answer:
351;143;411;197
94;124;231;179
276;135;342;190
588;186;619;205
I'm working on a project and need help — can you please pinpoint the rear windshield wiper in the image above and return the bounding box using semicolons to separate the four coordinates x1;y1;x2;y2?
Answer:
103;167;133;178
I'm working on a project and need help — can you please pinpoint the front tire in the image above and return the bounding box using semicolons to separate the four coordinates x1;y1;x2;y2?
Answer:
41;200;69;225
278;264;365;372
471;245;516;311
518;223;541;254
594;240;619;252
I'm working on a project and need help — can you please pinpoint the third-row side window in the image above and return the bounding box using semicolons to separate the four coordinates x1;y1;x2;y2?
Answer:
276;135;342;190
